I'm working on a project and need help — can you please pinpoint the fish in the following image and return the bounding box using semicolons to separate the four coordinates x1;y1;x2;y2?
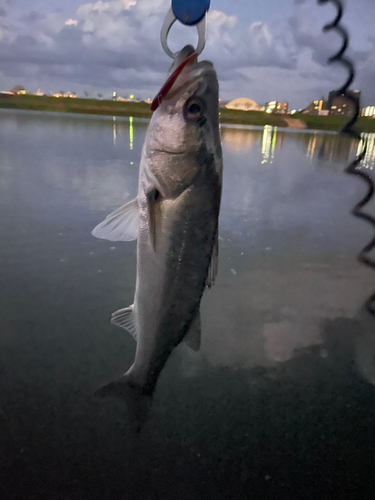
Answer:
92;45;222;426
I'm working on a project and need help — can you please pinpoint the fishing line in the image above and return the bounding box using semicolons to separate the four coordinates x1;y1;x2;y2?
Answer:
318;0;375;316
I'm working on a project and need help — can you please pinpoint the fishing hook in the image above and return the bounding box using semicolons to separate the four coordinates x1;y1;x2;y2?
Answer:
318;0;375;316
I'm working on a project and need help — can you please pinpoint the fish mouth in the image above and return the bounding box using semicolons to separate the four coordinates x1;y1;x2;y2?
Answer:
157;61;214;106
168;44;196;73
169;45;214;78
152;149;188;156
151;45;215;112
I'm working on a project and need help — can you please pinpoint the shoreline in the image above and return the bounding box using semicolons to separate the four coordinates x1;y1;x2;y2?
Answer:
1;95;375;132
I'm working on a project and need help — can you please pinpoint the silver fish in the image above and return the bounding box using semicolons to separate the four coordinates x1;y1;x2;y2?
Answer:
92;45;222;422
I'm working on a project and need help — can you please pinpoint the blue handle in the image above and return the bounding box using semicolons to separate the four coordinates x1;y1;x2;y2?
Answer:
172;0;210;26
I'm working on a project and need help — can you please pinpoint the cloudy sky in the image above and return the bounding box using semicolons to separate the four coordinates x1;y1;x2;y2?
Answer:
0;0;374;108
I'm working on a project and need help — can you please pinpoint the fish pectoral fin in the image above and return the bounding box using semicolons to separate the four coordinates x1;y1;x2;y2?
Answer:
111;305;138;341
206;233;219;288
92;198;139;241
183;312;201;351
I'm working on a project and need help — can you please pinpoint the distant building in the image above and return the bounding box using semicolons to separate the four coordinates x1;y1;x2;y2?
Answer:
52;91;76;98
302;99;327;115
264;101;288;114
225;98;261;112
9;88;27;95
328;90;361;117
361;106;375;118
0;91;14;99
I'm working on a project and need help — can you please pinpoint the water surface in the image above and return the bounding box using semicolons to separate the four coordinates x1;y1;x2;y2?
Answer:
1;110;375;499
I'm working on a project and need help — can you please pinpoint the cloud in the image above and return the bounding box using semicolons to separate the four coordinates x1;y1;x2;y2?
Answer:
288;0;375;105
0;0;374;107
19;11;46;23
0;7;6;17
0;0;297;98
65;19;78;26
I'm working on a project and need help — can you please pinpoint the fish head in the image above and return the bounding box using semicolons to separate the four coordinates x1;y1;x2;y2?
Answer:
146;45;221;184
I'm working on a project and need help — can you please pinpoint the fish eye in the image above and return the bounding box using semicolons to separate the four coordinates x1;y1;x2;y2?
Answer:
184;98;205;121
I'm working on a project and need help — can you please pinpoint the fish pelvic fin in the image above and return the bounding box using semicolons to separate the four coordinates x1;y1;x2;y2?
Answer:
92;198;139;241
95;374;152;433
111;305;138;341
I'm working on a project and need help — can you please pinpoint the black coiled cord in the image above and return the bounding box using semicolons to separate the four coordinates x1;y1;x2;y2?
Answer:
319;0;375;315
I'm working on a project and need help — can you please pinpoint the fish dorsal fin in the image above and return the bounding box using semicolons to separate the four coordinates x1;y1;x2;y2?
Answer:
92;198;139;241
206;233;219;288
183;312;201;351
111;305;138;341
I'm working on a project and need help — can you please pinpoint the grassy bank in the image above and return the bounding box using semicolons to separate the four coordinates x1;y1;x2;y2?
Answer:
219;108;288;128
292;112;375;133
0;94;153;119
1;94;375;132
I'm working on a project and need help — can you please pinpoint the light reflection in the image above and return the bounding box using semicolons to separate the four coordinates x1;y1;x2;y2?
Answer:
220;127;258;152
357;133;375;170
261;125;277;164
112;116;117;145
306;133;317;159
129;116;133;150
305;133;358;164
271;126;277;162
220;125;375;170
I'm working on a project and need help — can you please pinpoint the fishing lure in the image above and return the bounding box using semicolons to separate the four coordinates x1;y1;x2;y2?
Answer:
319;0;375;316
153;0;209;110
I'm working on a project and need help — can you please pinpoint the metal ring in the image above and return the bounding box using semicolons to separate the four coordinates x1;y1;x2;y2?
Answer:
160;7;207;59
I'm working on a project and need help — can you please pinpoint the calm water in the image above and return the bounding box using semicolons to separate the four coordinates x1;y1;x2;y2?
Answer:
1;109;375;498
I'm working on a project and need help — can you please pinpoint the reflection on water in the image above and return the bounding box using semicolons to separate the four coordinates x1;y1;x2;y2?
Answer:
220;126;260;152
306;132;318;159
112;116;117;145
2;110;375;498
129;116;134;150
222;124;283;164
305;131;358;163
221;124;375;170
112;115;134;149
261;125;281;164
357;132;375;170
297;128;375;169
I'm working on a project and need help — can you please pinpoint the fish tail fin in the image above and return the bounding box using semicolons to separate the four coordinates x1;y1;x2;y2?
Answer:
95;374;152;432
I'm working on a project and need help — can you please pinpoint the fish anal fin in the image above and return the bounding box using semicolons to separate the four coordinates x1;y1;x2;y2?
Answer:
92;198;139;242
183;312;201;351
111;305;138;341
206;233;219;288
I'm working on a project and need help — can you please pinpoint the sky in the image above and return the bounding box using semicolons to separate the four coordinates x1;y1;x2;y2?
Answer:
0;0;374;108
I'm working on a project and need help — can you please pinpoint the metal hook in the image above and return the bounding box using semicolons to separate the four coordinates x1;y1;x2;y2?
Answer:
160;6;207;59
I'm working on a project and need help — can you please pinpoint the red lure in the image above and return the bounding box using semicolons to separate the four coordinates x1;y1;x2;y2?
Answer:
150;52;198;112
